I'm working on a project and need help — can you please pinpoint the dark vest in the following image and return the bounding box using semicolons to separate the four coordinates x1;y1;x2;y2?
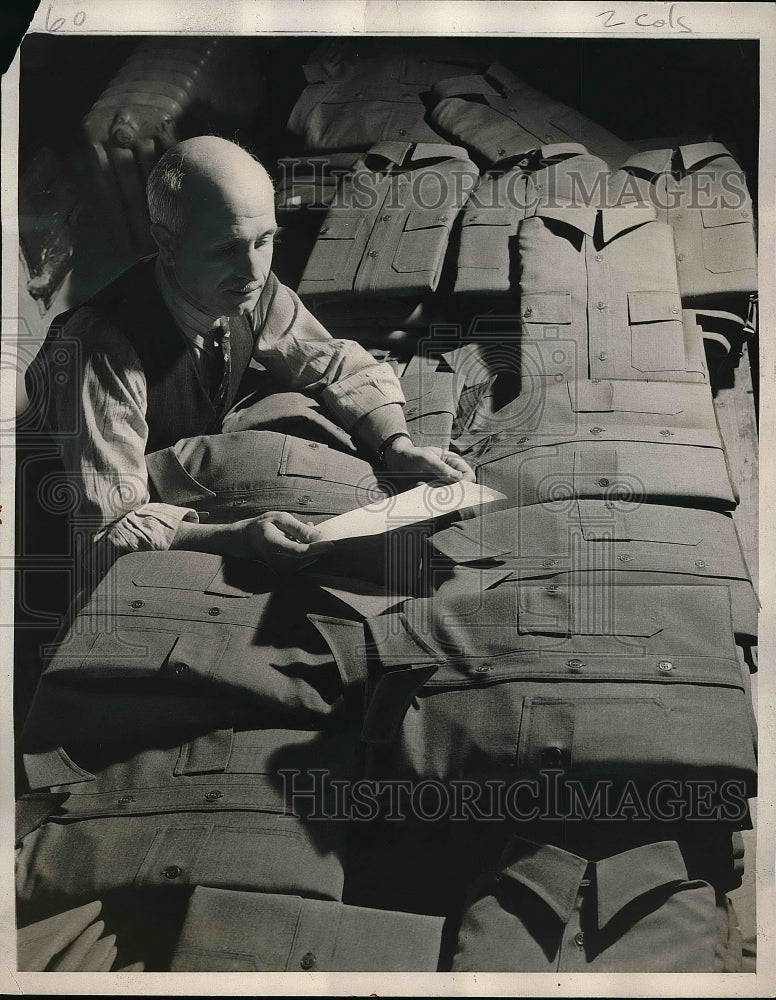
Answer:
39;255;279;454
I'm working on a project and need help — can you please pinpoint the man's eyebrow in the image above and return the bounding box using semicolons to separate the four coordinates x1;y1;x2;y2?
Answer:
212;226;278;247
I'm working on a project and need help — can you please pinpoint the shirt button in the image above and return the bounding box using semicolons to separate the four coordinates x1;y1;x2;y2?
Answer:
129;599;145;609
319;226;329;234
598;351;608;361
517;436;529;444
173;662;189;676
596;300;607;311
574;931;585;948
398;128;407;136
475;662;493;673
677;253;685;261
659;429;674;437
368;249;378;258
594;254;603;262
117;795;135;805
497;148;507;156
658;660;674;673
670;306;680;314
469;214;479;221
208;607;221;616
300;952;317;970
695;559;706;568
523;307;533;318
618;554;633;562
436;215;448;223
162;865;182;880
741;211;749;218
597;477;610;487
542;746;564;766
298;495;312;505
204;790;223;801
542;559;556;567
308;442;319;449
381;214;391;222
567;659;585;672
590;426;604;435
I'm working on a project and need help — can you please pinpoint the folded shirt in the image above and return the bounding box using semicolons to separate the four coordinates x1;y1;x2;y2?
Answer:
171;886;444;971
608;142;757;308
296;140;478;302
429;63;635;168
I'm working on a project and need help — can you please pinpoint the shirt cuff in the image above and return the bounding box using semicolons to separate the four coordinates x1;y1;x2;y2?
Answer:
321;363;407;430
97;503;200;555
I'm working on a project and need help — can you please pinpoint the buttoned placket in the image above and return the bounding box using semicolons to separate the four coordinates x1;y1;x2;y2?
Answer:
586;221;617;380
352;169;406;296
555;875;593;971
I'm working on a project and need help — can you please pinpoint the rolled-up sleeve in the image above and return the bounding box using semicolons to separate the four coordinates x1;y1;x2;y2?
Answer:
52;310;198;561
253;280;405;430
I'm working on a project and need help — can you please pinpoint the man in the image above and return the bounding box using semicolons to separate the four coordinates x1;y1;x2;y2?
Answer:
37;136;474;576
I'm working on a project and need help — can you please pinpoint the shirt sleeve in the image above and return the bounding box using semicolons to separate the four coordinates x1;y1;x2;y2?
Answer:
252;279;406;431
52;309;198;561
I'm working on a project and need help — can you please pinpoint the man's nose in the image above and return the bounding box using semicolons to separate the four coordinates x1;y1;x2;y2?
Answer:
237;245;269;280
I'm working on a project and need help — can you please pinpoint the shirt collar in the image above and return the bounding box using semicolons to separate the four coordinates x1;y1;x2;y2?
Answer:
154;255;223;351
620;141;731;175
497;836;690;930
534;202;657;241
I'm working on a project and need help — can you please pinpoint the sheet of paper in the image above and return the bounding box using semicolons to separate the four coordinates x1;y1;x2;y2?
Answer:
312;481;506;543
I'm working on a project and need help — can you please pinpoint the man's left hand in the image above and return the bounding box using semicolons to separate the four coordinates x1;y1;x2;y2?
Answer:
382;436;476;484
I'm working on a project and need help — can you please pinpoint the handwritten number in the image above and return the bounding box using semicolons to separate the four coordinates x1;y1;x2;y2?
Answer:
597;10;626;27
45;3;65;31
45;4;87;31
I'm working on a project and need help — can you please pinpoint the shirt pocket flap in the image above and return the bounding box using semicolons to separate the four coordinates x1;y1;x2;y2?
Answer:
131;552;248;594
69;628;229;681
280;436;328;479
568;380;614;412
700;204;753;229
520;290;572;325
404;209;454;232
627;290;683;324
462;206;517;228
610;383;684;415
517;583;663;637
317;215;364;239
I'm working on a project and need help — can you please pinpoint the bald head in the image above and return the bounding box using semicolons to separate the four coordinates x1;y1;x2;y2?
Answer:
148;136;274;238
148;136;278;317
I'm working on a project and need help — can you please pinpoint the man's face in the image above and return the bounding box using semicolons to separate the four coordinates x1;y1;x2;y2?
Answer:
170;182;277;317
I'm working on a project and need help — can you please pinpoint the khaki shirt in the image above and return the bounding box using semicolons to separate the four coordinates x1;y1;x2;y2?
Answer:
429;64;635;168
426;500;758;643
453;836;742;971
518;203;708;383
171;886;443;971
608;142;757;306
297;141;478;301
453;143;611;294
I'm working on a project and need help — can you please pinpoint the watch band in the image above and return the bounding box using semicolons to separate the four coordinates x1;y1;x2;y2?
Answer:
377;432;412;466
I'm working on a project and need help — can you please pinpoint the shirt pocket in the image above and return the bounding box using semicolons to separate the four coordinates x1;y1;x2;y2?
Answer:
627;290;687;372
300;215;365;282
520;290;572;327
458;207;518;272
700;204;757;274
392;209;452;278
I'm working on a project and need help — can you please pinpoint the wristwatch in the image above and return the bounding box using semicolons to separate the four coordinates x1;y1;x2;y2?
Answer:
376;432;412;467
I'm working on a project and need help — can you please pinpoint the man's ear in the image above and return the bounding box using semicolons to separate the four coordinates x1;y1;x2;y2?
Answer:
150;223;176;265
